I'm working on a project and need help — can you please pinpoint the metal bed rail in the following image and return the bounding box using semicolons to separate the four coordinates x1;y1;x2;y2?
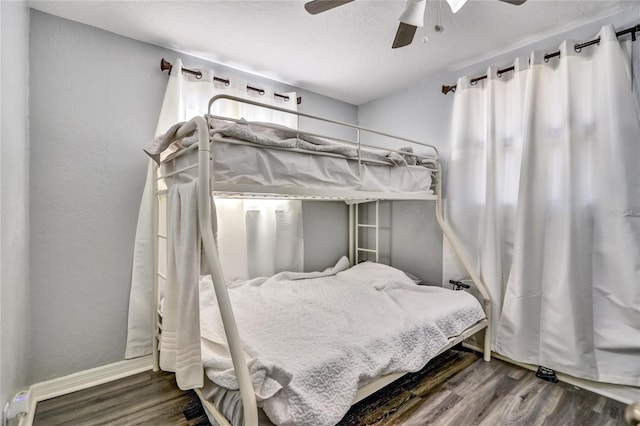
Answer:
196;114;260;426
433;161;492;360
207;93;440;163
152;116;258;426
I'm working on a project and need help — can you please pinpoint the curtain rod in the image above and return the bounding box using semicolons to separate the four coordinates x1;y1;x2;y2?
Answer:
160;58;302;105
441;23;640;95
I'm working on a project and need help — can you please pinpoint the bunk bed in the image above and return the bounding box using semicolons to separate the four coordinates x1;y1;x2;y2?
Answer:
149;94;492;426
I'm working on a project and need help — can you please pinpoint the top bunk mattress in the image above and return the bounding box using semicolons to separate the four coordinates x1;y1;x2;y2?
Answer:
153;117;437;200
162;140;434;199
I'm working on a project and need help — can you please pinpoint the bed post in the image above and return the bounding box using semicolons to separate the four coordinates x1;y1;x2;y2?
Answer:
152;162;160;372
193;116;259;426
349;204;355;265
433;163;492;362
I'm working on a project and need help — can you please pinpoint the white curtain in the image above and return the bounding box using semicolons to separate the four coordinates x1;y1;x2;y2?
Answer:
125;59;303;358
217;199;304;282
444;25;640;386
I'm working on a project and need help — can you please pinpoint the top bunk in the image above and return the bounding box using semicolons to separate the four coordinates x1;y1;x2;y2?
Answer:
147;94;441;202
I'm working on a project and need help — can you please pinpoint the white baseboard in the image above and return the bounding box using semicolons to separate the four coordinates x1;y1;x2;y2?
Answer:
463;343;640;405
25;356;153;426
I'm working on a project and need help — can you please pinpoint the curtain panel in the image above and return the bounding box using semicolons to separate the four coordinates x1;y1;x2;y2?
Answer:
125;59;302;358
444;25;640;386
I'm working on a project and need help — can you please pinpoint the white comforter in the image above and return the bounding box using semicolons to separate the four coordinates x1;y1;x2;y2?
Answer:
199;258;485;426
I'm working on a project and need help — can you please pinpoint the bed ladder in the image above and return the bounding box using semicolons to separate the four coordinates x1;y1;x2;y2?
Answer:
152;168;167;372
354;201;379;264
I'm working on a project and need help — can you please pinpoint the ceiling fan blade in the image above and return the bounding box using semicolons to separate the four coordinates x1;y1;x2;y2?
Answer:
304;0;355;15
497;0;527;5
392;22;417;49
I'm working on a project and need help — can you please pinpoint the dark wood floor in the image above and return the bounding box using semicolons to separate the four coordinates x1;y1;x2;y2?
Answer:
32;371;209;426
33;349;628;426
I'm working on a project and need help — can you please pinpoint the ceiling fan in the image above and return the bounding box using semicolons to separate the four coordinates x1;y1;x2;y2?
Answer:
304;0;527;49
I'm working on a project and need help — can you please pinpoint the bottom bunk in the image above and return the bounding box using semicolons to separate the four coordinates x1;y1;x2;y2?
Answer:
195;324;488;426
167;257;487;426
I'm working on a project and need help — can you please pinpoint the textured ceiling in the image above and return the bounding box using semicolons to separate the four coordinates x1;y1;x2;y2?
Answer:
29;0;638;105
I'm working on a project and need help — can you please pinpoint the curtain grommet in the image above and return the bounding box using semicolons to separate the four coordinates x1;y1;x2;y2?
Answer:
213;77;231;86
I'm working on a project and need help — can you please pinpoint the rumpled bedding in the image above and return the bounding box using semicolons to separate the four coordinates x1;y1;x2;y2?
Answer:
198;258;485;426
144;117;419;166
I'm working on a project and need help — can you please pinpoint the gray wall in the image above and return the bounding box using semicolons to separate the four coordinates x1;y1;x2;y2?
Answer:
0;0;31;407
357;7;640;286
302;202;348;272
29;11;356;383
385;201;442;286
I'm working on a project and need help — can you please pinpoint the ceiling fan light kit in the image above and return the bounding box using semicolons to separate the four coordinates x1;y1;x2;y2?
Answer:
398;0;427;27
445;0;469;14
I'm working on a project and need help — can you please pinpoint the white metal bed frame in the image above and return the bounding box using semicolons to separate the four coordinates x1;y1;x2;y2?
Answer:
152;94;492;426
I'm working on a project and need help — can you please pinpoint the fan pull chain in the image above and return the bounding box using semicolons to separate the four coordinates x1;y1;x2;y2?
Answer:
435;0;444;33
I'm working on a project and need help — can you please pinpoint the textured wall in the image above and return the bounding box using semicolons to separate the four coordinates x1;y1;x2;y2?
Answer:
0;0;30;406
29;11;356;383
302;202;349;272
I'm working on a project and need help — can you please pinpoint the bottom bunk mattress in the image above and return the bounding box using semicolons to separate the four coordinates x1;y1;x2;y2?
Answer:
198;257;485;426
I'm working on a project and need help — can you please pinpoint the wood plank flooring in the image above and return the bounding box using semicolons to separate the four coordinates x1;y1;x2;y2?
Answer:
352;353;627;425
32;371;209;426
33;349;628;426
